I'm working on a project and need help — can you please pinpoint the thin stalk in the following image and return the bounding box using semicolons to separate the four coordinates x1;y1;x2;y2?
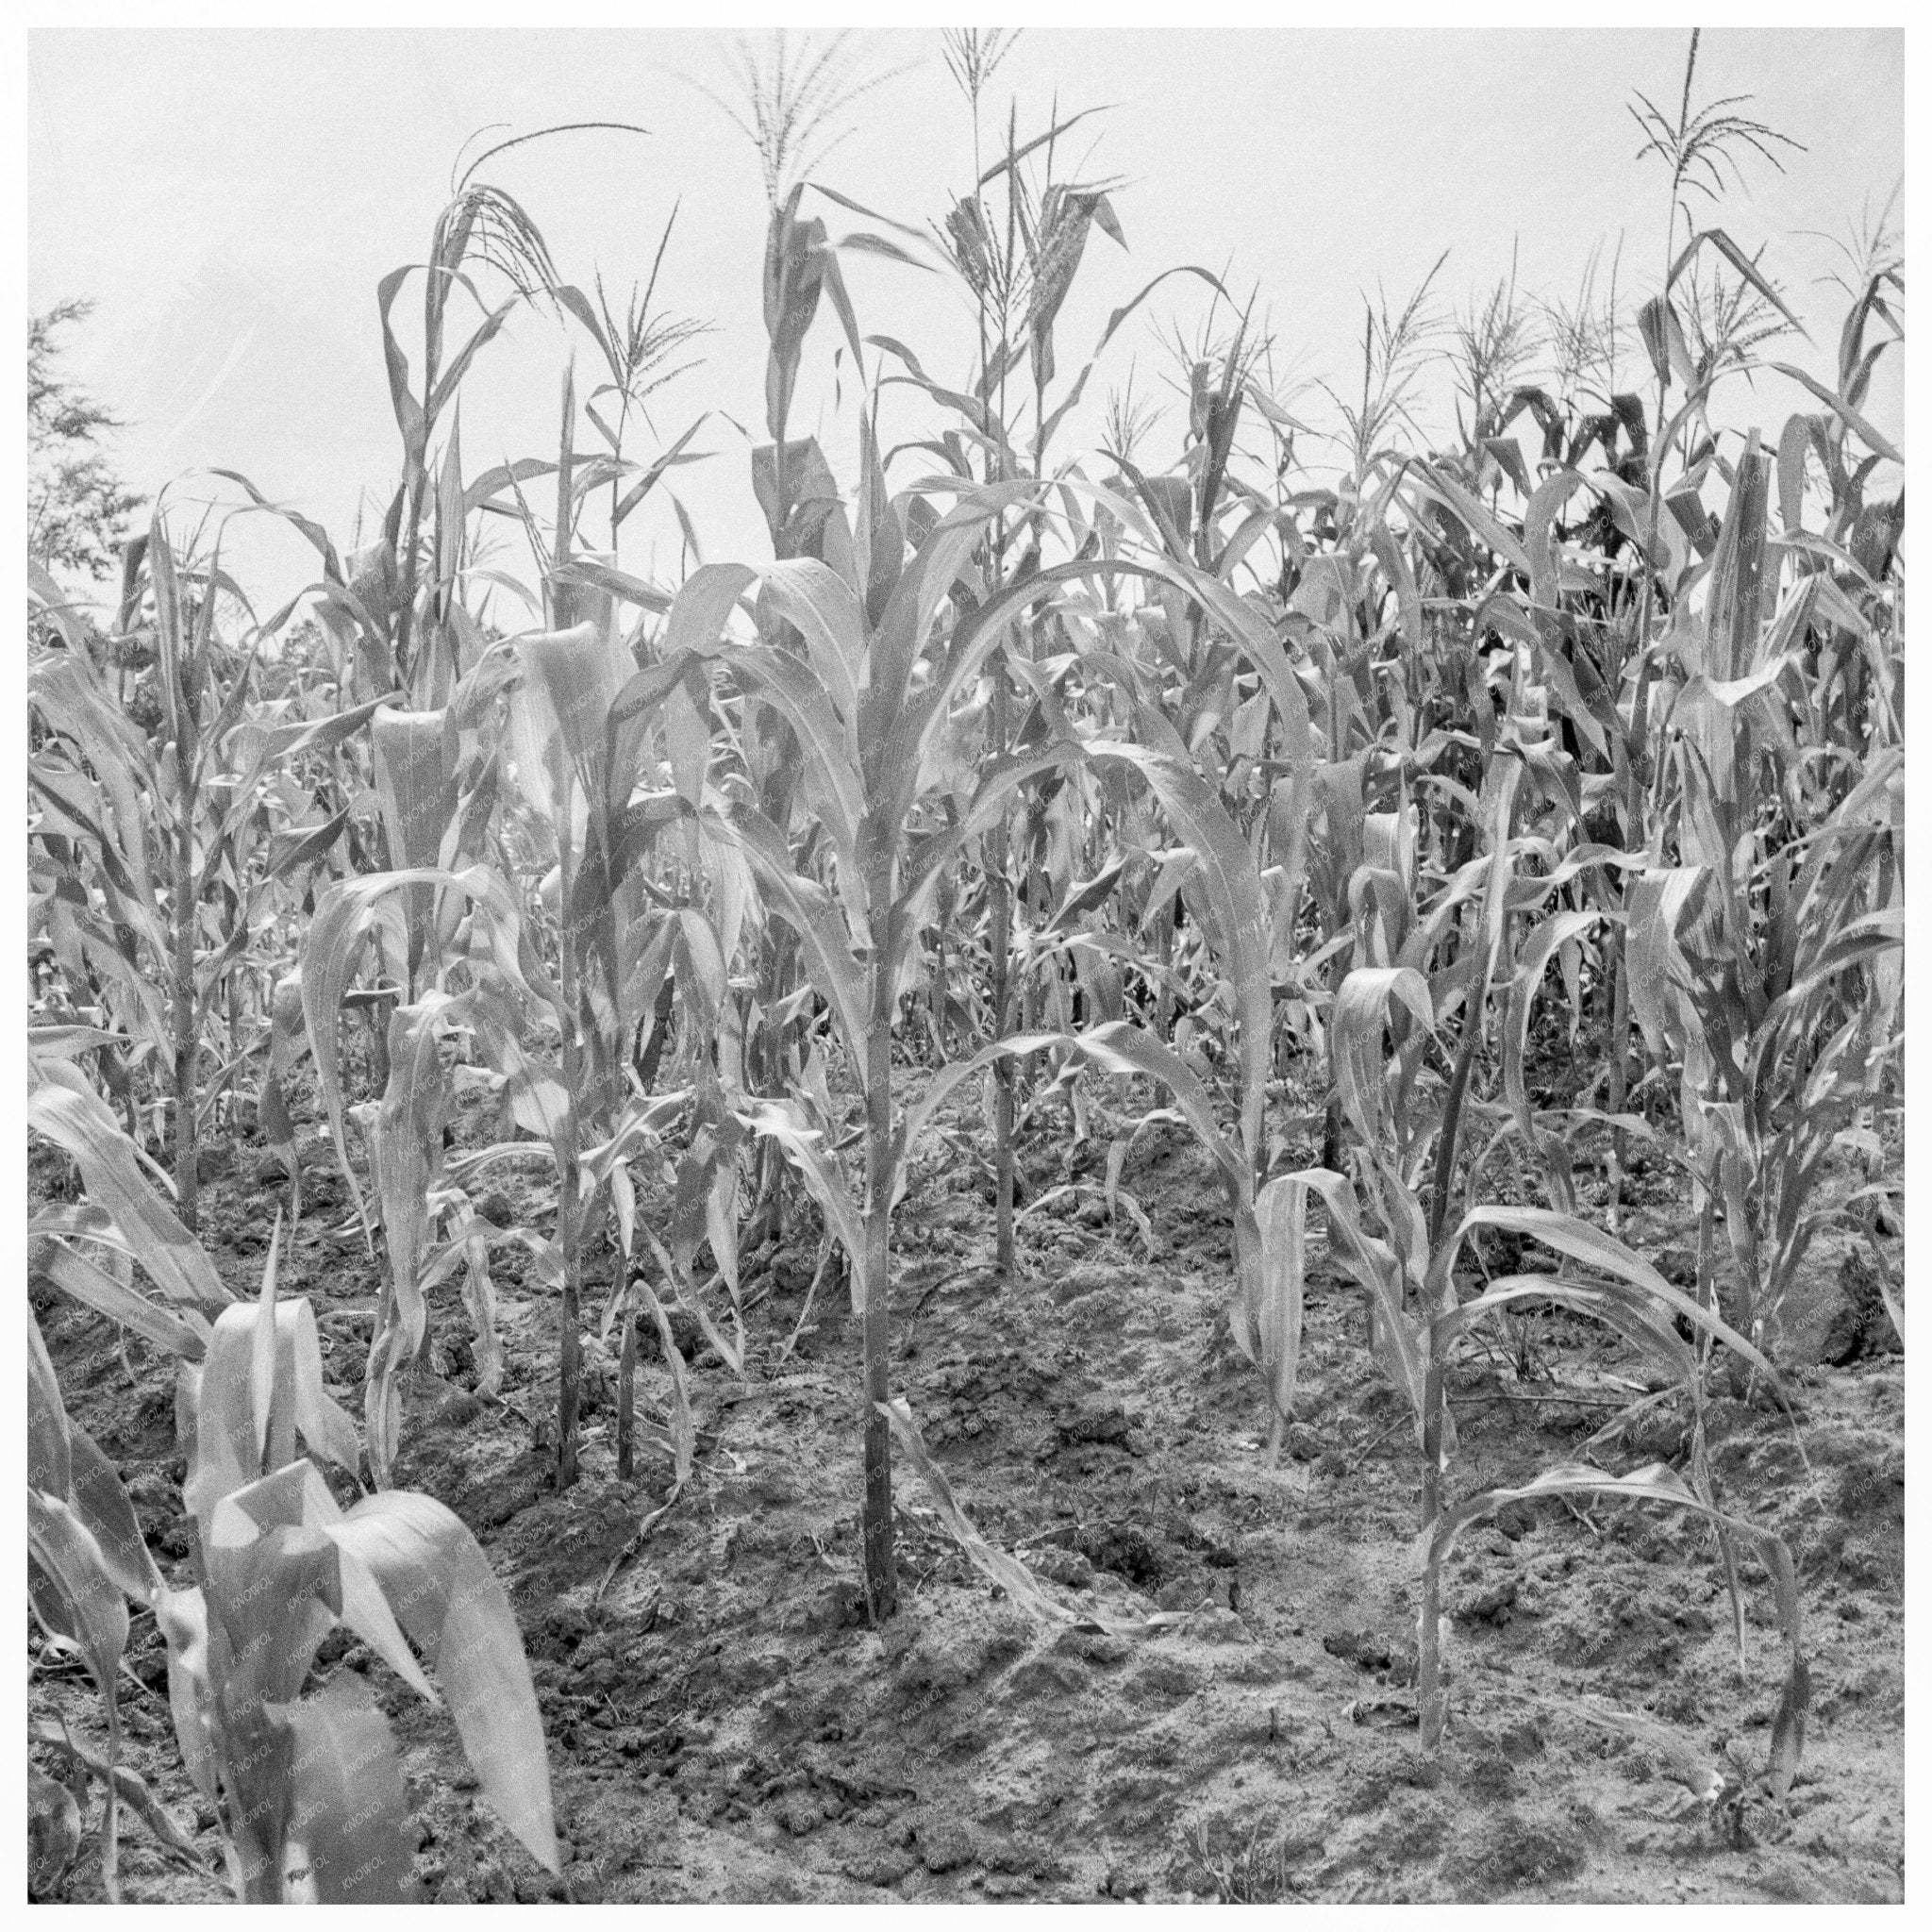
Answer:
392;225;458;692
746;193;810;1251
1156;904;1176;1041
1418;1352;1448;1757
609;391;631;556
1606;910;1632;1224
1429;769;1519;1250
171;754;199;1234
859;969;898;1623
1428;1017;1482;1253
1322;1093;1344;1174
226;974;244;1127
616;1300;637;1480
990;669;1016;1274
1610;32;1699;1220
393;484;425;693
981;108;1023;1280
556;872;584;1492
1019;352;1053;1095
930;925;950;1058
553;366;584;1491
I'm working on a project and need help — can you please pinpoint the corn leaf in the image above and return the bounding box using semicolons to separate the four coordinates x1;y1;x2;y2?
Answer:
26;1057;231;1315
325;1491;559;1874
1230;1174;1308;1462
881;1398;1182;1637
1436;1205;1781;1391
739;1097;866;1288
1766;361;1900;465
1087;741;1274;1167
29;1491;129;1704
1422;1460;1806;1794
28;1309;74;1498
726;808;872;1088
1331;966;1436;1150
67;1422;164;1607
1292;1166;1432;1433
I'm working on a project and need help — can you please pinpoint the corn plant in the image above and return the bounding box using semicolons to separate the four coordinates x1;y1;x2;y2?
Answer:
651;508;1070;1621
1266;902;1795;1773
291;830;561;1486
30;522;387;1229
29;1291;163;1902
1620;376;1902;1363
368;158;573;701
28;1040;556;1899
29;1300;214;1900
1411;1206;1796;1754
24;29;1905;1858
152;1231;554;1900
1237;668;1804;1773
502;592;739;1487
550;208;710;559
292;567;735;1491
29;1032;233;1353
283;323;741;1491
905;85;1226;1272
1629;745;1903;1364
156;1223;550;1900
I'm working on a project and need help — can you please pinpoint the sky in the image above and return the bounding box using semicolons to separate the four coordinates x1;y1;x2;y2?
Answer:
27;25;1905;621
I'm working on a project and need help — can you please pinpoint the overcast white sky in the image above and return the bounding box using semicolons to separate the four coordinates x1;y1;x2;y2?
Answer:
27;25;1904;618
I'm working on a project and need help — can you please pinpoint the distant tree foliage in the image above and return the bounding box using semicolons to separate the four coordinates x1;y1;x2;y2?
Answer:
28;299;143;579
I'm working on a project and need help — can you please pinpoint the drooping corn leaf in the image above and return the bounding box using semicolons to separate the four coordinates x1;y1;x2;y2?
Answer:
29;1309;74;1497
26;1056;230;1315
1291;1167;1433;1439
365;994;461;1486
511;618;632;831
726;808;873;1090
1624;865;1707;1064
28;1719;205;1874
881;1398;1183;1638
1437;1275;1699;1393
738;1096;866;1297
29;1491;130;1705
66;1423;164;1607
1085;741;1274;1169
888;1030;1058;1208
29;1220;212;1357
756;557;867;727
714;639;868;893
1421;1460;1807;1796
153;1586;221;1807
324;1491;558;1875
210;1458;433;1705
1433;1205;1783;1394
1231;1173;1308;1463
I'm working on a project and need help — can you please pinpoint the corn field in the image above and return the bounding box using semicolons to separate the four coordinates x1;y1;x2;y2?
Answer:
27;27;1903;1906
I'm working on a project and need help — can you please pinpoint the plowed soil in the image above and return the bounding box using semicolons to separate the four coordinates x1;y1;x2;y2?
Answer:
28;1063;1905;1904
